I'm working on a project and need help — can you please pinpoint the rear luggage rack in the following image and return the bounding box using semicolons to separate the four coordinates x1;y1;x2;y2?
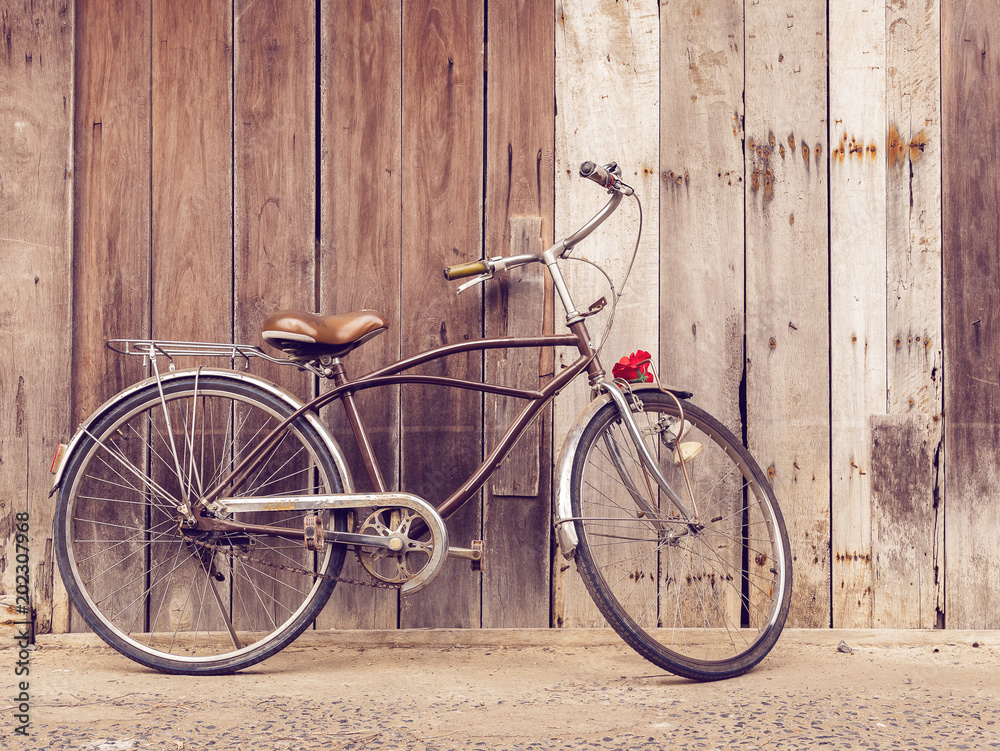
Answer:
106;339;293;371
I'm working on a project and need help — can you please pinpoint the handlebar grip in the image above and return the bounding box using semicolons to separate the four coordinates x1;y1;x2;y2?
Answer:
444;260;489;281
580;161;614;188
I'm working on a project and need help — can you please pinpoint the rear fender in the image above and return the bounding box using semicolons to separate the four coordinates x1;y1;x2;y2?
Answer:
50;368;354;496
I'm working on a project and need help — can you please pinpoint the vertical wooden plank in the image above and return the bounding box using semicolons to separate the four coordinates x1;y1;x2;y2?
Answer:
148;0;233;631
481;0;555;629
68;0;152;632
488;221;544;499
942;0;1000;629
830;0;887;629
660;0;744;420
745;1;830;627
658;0;747;631
235;0;315;376
553;0;659;629
0;0;74;634
657;0;745;636
399;0;484;629
871;414;938;627
880;0;943;628
483;220;547;627
72;0;151;423
318;0;401;630
234;0;319;627
151;0;232;343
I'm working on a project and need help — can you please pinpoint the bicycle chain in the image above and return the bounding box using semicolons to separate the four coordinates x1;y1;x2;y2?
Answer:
183;533;405;591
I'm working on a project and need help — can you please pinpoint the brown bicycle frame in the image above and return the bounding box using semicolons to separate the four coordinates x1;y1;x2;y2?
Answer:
198;320;604;530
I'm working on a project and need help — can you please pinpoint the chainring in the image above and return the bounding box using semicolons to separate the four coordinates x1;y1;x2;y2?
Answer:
356;507;435;586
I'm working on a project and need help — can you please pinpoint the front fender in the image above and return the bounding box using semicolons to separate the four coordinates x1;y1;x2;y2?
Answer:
50;368;354;496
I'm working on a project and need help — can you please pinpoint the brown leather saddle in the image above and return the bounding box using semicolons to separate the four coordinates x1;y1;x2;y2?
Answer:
261;309;387;361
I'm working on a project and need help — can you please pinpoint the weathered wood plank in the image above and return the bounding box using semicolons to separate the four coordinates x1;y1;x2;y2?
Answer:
481;0;555;629
659;0;744;419
483;219;547;627
882;0;943;628
658;0;747;631
871;414;938;628
553;0;659;629
399;0;484;629
151;0;232;343
317;0;401;630
234;0;319;629
0;0;74;635
71;0;151;424
67;0;151;633
830;0;887;629
488;220;544;498
745;0;830;627
235;0;315;382
148;0;233;633
942;0;1000;629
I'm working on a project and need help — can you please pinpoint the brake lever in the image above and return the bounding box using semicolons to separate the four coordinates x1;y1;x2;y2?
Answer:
456;272;494;294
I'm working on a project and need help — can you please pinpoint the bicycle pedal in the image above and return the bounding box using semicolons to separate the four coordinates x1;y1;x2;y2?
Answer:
471;540;483;572
304;514;325;551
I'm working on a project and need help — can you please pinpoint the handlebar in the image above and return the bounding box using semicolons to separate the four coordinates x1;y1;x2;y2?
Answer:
579;160;614;188
444;160;633;285
579;160;634;196
443;259;491;281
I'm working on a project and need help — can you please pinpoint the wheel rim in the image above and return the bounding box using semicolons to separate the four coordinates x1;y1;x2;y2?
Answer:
574;398;789;669
61;381;342;667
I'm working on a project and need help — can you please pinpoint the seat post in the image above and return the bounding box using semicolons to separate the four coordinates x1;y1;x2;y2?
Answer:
328;360;388;492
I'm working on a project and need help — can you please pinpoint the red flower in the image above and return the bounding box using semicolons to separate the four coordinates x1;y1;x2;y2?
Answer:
612;350;653;383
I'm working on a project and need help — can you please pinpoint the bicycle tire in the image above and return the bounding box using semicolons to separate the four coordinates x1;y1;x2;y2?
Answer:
53;374;349;675
570;391;791;681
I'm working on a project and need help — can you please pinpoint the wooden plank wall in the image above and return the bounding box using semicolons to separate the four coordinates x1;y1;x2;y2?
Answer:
943;0;1000;628
553;0;660;627
0;0;74;634
2;0;999;634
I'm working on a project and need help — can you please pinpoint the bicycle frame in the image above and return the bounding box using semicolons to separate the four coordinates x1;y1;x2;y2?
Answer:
195;189;631;521
80;173;698;554
189;183;701;545
200;322;601;526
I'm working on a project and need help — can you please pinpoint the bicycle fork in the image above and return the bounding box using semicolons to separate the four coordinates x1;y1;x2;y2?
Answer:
553;381;702;559
597;382;701;531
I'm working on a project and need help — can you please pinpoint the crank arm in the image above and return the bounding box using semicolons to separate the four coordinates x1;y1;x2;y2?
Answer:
447;544;483;562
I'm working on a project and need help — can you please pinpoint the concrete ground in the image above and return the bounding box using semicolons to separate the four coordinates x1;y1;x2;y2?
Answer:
4;628;999;750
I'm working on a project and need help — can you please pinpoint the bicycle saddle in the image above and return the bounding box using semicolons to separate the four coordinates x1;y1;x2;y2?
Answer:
261;309;387;360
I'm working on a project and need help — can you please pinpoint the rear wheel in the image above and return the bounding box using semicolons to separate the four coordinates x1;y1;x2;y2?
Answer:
54;375;348;675
570;391;791;680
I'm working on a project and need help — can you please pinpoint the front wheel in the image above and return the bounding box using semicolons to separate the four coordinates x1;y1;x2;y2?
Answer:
53;374;349;675
570;391;792;681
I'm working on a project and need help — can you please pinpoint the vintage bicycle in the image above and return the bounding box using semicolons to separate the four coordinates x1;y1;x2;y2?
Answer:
50;162;792;681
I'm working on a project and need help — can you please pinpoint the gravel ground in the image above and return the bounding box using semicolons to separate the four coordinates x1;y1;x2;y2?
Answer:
4;629;999;750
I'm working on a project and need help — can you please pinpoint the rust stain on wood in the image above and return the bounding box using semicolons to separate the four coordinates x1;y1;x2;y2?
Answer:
887;125;928;168
888;123;904;168
835;551;873;563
